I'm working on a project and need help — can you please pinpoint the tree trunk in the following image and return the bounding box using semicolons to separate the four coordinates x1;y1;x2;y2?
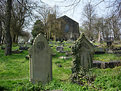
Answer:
15;35;18;43
97;31;100;42
0;21;2;44
4;0;12;55
12;34;15;43
2;34;4;44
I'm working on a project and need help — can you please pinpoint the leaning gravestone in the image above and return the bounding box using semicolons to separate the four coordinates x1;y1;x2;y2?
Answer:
29;33;52;84
72;33;94;72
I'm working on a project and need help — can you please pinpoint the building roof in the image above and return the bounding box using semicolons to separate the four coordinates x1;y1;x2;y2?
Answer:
57;15;79;24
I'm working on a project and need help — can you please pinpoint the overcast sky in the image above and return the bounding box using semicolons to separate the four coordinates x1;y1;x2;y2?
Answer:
40;0;113;25
26;0;114;32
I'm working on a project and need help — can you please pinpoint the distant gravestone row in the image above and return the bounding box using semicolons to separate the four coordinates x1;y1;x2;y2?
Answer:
93;61;121;68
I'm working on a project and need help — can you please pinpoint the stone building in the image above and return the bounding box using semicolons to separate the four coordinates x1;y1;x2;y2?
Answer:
46;14;80;41
57;15;80;40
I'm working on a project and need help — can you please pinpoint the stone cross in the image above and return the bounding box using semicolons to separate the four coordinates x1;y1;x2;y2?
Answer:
29;33;52;84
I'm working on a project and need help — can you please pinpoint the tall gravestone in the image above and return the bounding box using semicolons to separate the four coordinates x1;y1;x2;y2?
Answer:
72;33;94;72
29;33;52;84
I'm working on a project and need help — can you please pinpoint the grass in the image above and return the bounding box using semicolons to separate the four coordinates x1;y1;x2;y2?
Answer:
92;67;121;90
94;54;121;62
0;42;121;91
0;47;29;90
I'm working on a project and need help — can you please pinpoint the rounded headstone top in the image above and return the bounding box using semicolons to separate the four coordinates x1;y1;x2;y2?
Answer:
29;33;52;55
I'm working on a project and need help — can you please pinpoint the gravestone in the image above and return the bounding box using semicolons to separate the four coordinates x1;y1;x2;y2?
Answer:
18;42;24;47
12;49;23;54
65;52;73;57
49;41;52;44
72;33;94;72
93;60;121;68
95;47;105;54
56;46;64;52
113;47;121;55
59;56;71;60
107;41;113;47
105;38;113;48
29;33;52;84
1;46;5;50
19;46;29;50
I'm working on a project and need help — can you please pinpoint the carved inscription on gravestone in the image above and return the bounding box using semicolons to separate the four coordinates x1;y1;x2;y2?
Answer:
37;41;45;50
29;33;52;84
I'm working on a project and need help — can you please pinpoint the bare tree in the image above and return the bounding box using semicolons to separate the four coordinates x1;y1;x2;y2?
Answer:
10;0;31;43
19;30;30;42
82;2;96;40
0;0;6;44
0;20;2;44
35;4;52;39
93;17;104;42
112;0;121;17
4;0;12;55
102;18;112;40
0;0;40;43
0;0;43;55
110;15;120;40
93;17;113;41
36;5;51;25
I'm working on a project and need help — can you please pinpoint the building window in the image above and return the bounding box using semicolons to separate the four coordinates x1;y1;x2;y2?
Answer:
64;24;69;32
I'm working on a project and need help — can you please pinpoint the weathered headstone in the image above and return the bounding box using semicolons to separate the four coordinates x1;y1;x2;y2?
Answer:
19;46;29;50
1;46;5;50
12;49;23;54
25;55;29;60
72;33;94;72
18;42;24;47
71;33;94;83
93;60;121;68
95;47;105;54
107;49;113;54
29;33;52;84
65;52;73;57
56;46;64;52
105;38;113;48
107;41;113;47
49;41;52;44
113;47;121;55
59;56;71;60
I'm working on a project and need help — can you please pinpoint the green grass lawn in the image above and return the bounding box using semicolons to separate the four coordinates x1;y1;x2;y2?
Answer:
94;54;121;62
0;43;121;91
